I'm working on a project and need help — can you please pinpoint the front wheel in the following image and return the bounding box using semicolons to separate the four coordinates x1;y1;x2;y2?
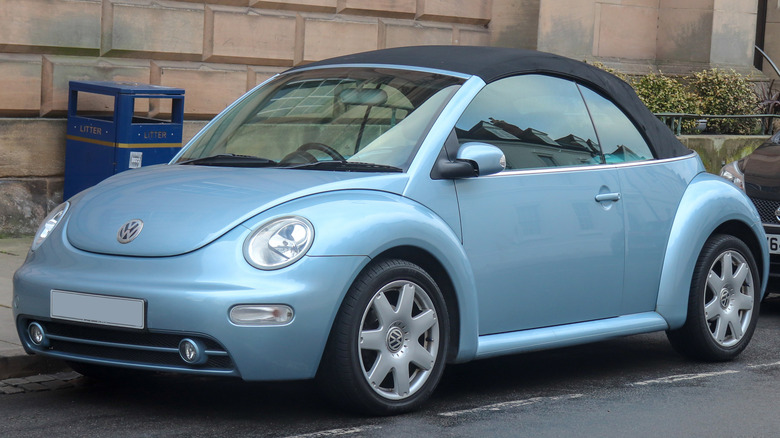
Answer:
667;234;760;361
317;259;449;415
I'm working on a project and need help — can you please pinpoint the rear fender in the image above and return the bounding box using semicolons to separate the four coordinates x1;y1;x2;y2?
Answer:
656;173;768;329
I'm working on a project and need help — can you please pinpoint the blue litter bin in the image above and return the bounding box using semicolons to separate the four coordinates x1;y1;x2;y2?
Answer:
63;81;185;199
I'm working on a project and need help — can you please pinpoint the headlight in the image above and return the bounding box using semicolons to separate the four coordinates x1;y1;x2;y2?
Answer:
720;160;745;191
243;216;314;270
31;202;69;251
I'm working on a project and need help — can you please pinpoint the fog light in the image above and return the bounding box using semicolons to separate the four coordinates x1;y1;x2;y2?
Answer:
28;322;49;347
178;338;207;365
229;305;293;326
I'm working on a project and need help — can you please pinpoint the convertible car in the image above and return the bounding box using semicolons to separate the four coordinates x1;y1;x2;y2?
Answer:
14;46;768;414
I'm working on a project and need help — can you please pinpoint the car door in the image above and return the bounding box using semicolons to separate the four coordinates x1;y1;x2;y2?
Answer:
453;74;626;335
577;85;681;315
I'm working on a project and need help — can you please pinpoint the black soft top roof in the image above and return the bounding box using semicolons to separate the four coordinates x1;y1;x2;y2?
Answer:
291;46;690;159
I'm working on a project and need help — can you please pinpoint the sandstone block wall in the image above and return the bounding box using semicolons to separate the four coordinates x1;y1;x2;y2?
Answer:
538;0;763;75
0;0;492;119
0;0;492;235
765;0;780;81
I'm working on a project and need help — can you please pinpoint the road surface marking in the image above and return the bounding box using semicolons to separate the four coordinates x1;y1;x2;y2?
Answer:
631;370;738;386
439;393;583;417
283;426;381;438
747;360;780;369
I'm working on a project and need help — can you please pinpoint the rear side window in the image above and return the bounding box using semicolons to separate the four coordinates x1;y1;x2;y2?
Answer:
454;74;602;170
578;86;654;163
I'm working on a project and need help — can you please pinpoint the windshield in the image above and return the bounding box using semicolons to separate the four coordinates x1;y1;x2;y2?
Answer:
176;67;464;171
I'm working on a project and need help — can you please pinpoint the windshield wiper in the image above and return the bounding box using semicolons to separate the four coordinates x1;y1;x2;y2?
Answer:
283;160;402;173
179;154;278;168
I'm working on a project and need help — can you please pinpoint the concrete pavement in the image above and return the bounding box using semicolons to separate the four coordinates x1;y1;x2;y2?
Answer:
0;237;66;379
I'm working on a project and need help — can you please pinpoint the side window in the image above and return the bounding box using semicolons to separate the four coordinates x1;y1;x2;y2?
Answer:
579;86;654;163
454;75;602;170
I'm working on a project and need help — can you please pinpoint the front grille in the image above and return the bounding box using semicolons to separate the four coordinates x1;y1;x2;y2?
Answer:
749;197;780;225
23;319;235;373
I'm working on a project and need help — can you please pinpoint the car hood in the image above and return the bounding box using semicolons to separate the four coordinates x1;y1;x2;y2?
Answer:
743;141;780;201
65;164;408;256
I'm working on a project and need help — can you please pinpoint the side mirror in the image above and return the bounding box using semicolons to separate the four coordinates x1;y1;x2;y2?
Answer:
457;142;506;176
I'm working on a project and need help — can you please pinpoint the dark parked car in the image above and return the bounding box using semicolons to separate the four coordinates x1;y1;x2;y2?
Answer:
721;130;780;291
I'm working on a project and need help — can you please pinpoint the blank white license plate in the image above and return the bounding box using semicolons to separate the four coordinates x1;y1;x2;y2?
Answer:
50;290;145;329
768;234;780;255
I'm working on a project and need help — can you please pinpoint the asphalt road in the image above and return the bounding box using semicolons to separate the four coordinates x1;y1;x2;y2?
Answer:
4;298;780;437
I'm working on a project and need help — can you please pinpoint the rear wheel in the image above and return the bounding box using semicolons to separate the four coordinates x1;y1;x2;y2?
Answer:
317;259;449;415
667;234;760;361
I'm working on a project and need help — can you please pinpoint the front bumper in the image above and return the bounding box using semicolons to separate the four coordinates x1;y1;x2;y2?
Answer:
13;224;368;381
763;224;780;293
746;194;780;293
767;254;780;292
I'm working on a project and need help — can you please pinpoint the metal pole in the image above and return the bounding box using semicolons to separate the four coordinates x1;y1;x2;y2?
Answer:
756;45;780;77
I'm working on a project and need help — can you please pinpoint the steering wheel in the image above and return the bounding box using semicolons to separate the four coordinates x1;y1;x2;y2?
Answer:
280;142;345;164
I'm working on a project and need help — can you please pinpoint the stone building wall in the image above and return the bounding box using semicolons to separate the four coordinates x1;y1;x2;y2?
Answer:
0;0;493;236
0;0;492;119
536;0;761;75
0;0;773;235
765;0;780;80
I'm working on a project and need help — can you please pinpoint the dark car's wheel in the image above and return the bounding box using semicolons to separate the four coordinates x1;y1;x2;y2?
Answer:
317;259;449;415
667;234;760;361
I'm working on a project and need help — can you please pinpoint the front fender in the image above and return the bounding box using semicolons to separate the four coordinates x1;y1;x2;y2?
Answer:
656;173;768;329
240;189;481;363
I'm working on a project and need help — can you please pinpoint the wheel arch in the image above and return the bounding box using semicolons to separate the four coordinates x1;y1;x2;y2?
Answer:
656;173;768;330
263;190;482;365
370;246;462;363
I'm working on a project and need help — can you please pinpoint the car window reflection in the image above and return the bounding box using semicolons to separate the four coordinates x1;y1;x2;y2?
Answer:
455;75;602;170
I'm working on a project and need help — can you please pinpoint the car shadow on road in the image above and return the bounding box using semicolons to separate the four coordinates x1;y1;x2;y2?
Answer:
62;331;682;419
56;302;780;423
434;332;682;399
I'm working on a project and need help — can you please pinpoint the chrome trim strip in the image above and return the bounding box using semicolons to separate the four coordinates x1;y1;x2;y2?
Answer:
285;63;473;80
45;332;230;356
47;333;179;353
30;349;238;375
482;151;698;178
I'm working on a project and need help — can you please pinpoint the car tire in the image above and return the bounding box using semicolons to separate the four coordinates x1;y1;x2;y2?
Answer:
317;259;449;415
667;234;760;361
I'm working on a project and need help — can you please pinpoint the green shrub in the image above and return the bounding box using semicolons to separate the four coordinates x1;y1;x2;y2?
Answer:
590;63;761;135
690;69;758;134
631;73;699;133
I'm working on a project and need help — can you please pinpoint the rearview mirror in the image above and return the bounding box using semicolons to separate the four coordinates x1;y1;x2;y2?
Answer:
338;89;388;106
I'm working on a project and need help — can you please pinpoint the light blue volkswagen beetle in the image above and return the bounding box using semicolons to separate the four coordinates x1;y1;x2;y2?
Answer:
14;46;768;414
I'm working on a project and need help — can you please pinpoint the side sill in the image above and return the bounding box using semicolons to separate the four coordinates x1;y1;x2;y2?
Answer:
475;312;669;360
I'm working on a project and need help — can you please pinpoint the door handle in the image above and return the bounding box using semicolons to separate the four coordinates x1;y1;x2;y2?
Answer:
594;192;621;203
